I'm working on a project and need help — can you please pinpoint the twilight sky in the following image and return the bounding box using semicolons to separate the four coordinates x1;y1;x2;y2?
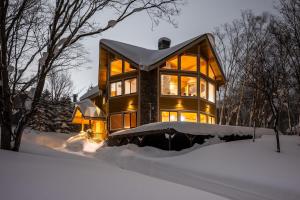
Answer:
71;0;278;97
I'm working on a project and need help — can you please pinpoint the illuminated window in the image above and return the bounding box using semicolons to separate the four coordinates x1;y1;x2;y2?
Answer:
208;65;215;80
200;113;207;123
208;116;216;124
125;78;137;94
110;114;122;130
110;59;122;76
200;79;207;99
124;112;137;128
163;57;178;70
124;61;135;73
180;112;197;122
110;81;122;97
161;111;178;122
200;57;207;75
208;82;215;103
181;76;197;97
161;74;178;95
180;55;197;71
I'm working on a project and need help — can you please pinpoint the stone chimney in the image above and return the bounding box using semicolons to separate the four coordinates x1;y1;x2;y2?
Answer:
158;37;171;50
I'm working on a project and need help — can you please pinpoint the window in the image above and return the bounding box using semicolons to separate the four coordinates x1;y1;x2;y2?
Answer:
161;111;178;122
200;79;207;99
181;76;197;97
110;114;122;130
125;78;137;94
161;74;178;95
208;82;215;103
163;57;178;70
200;57;207;75
180;112;197;122
208;65;215;80
124;112;137;128
180;55;197;71
110;81;122;97
110;59;122;76
208;116;215;124
124;61;135;73
200;113;207;123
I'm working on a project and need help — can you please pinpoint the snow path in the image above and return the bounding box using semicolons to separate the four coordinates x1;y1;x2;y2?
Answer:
95;135;300;200
0;135;229;200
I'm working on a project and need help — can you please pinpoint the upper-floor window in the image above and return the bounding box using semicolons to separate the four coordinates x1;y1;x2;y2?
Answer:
125;78;137;94
200;78;207;99
110;58;135;77
161;74;178;95
110;59;122;76
180;54;197;71
163;56;178;70
110;81;122;97
181;76;197;97
208;82;215;103
200;57;207;75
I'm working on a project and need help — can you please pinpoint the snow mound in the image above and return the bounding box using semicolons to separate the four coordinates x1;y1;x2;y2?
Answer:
112;122;274;137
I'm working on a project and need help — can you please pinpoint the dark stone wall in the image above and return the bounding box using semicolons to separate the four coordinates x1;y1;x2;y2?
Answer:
139;69;158;125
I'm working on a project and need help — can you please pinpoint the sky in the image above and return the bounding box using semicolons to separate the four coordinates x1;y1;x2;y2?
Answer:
71;0;278;97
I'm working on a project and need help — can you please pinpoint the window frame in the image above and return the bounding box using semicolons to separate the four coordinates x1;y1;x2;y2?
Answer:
110;111;137;131
109;55;136;77
160;73;179;96
110;80;122;97
180;75;198;97
180;54;198;72
160;111;178;122
124;77;137;95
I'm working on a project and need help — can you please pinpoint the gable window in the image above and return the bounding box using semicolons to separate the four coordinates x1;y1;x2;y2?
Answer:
208;82;215;103
161;111;178;122
163;56;178;70
180;112;197;122
124;61;135;73
125;78;137;94
181;76;197;97
208;65;216;80
200;57;207;75
180;55;197;71
124;112;137;128
110;81;122;97
161;74;178;95
110;59;122;76
200;79;207;99
110;114;123;130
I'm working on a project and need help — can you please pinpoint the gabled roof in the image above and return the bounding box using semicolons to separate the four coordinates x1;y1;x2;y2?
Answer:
100;33;226;84
80;86;100;101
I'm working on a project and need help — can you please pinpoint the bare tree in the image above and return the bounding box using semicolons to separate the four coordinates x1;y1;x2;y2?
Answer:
1;0;183;151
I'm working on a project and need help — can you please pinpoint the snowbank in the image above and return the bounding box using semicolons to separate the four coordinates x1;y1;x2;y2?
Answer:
112;122;274;137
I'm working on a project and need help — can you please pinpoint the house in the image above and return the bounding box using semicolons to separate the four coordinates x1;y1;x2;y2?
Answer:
96;33;226;135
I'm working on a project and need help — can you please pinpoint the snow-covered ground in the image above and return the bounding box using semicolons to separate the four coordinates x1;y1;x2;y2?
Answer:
1;128;300;200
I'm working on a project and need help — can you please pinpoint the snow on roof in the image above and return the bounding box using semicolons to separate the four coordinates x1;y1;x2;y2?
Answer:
80;86;100;101
100;34;205;71
74;99;105;119
111;122;274;137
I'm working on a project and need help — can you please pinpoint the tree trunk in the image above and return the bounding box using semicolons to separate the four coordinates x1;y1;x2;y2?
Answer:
219;84;228;125
235;81;245;126
274;114;281;153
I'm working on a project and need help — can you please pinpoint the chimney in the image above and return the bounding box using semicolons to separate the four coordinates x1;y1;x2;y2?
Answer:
158;37;171;50
73;94;78;102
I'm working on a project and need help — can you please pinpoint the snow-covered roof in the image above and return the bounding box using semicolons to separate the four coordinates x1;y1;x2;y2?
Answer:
111;122;274;137
100;33;222;72
72;99;105;122
80;86;100;101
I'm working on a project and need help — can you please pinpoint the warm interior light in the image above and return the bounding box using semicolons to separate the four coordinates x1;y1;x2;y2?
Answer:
181;55;197;71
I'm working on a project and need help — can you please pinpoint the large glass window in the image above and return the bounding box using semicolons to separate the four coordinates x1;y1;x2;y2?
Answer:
161;74;178;95
110;114;122;130
110;59;122;76
200;113;207;123
125;78;137;94
208;65;216;80
180;55;197;71
200;79;207;99
161;111;178;122
208;82;215;103
180;112;197;122
200;57;207;75
124;61;135;73
181;76;197;97
110;81;122;97
208;116;216;124
163;57;178;70
124;112;137;128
